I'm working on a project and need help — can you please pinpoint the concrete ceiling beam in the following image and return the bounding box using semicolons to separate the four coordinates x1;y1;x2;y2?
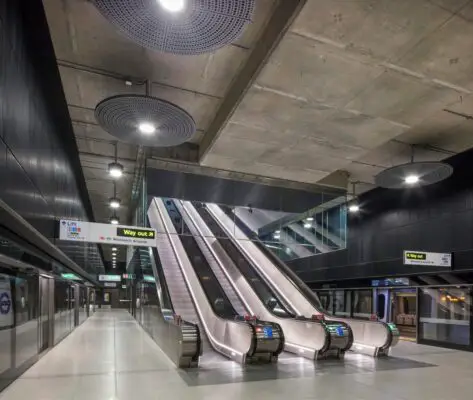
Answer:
198;0;308;160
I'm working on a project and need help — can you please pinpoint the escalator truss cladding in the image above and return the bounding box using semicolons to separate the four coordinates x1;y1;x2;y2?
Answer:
148;198;284;365
179;200;352;360
202;202;398;358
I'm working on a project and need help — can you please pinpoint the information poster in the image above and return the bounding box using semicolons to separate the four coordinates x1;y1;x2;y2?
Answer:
0;277;13;328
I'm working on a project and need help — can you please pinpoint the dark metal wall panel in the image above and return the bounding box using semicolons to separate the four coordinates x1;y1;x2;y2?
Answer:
0;0;102;273
146;167;340;213
289;149;473;283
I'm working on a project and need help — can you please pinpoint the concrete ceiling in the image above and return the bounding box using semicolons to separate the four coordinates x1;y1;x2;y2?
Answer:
43;0;473;264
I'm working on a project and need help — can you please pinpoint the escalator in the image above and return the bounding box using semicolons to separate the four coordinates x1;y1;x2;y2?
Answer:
132;247;200;368
208;203;399;357
148;198;283;365
186;201;352;360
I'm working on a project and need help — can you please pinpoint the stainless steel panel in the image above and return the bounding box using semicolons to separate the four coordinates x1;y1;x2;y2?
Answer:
207;204;395;356
149;198;257;364
187;201;338;359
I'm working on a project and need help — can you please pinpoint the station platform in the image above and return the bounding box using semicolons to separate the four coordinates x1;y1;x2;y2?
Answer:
0;310;471;400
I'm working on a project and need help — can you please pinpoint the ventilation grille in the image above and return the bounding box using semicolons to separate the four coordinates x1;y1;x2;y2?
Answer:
375;162;453;189
93;0;255;55
95;95;196;147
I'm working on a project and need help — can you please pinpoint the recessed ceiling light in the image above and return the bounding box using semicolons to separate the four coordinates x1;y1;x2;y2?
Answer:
109;197;121;209
304;223;312;229
110;215;119;225
275;230;281;234
112;247;117;251
273;233;280;239
348;204;360;213
108;162;123;178
404;175;419;185
306;217;314;221
158;0;185;12
138;122;156;135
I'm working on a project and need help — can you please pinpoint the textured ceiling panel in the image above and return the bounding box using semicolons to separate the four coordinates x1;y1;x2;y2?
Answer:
95;95;196;147
92;0;255;54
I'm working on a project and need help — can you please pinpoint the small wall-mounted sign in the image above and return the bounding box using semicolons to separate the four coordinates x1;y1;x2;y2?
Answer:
403;251;452;267
98;274;121;282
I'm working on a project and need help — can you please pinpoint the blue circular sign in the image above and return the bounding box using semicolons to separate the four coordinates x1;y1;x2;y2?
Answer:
0;292;11;315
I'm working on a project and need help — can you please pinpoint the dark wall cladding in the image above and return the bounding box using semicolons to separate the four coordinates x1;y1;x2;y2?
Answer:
289;148;473;283
0;0;101;272
146;168;342;213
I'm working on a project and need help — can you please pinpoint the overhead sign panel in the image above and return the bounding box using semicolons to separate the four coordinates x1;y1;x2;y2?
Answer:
59;220;156;247
98;275;121;282
403;251;452;267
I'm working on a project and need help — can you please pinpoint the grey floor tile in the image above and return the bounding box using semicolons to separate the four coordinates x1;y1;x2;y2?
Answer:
1;310;471;400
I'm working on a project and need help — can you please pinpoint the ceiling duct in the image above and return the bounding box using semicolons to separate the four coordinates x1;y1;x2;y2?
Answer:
95;94;196;147
92;0;255;55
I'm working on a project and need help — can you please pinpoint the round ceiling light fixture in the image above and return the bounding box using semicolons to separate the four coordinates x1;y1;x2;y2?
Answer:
375;145;453;189
375;162;453;189
110;215;120;225
158;0;185;12
95;95;196;147
92;0;255;55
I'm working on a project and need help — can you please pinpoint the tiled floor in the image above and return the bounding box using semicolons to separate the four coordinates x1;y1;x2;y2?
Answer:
1;310;472;399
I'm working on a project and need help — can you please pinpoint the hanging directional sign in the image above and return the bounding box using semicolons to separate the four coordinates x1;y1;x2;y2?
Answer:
59;220;156;247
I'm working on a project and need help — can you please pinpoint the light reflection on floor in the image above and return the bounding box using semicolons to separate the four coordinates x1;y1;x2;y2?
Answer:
179;350;436;386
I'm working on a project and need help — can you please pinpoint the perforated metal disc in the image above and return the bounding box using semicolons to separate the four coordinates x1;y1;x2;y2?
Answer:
375;162;453;189
92;0;255;55
95;95;196;147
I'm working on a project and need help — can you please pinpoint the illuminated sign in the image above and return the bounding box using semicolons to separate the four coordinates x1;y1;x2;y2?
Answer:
59;220;157;247
98;274;121;282
61;273;81;281
143;275;155;283
117;227;155;239
403;251;451;267
122;274;136;280
104;282;117;288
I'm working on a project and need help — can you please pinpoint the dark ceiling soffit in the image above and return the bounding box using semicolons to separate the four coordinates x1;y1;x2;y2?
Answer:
293;259;473;284
24;0;105;268
198;0;308;160
146;167;340;213
0;199;99;286
147;157;344;196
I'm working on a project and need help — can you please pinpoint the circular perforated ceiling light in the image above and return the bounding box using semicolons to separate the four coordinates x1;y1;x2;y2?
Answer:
92;0;255;55
95;95;196;147
375;162;453;189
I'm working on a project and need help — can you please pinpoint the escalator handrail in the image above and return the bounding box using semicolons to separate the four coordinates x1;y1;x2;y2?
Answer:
223;206;393;350
209;204;304;316
180;200;255;316
197;204;295;318
226;206;386;325
169;199;240;319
